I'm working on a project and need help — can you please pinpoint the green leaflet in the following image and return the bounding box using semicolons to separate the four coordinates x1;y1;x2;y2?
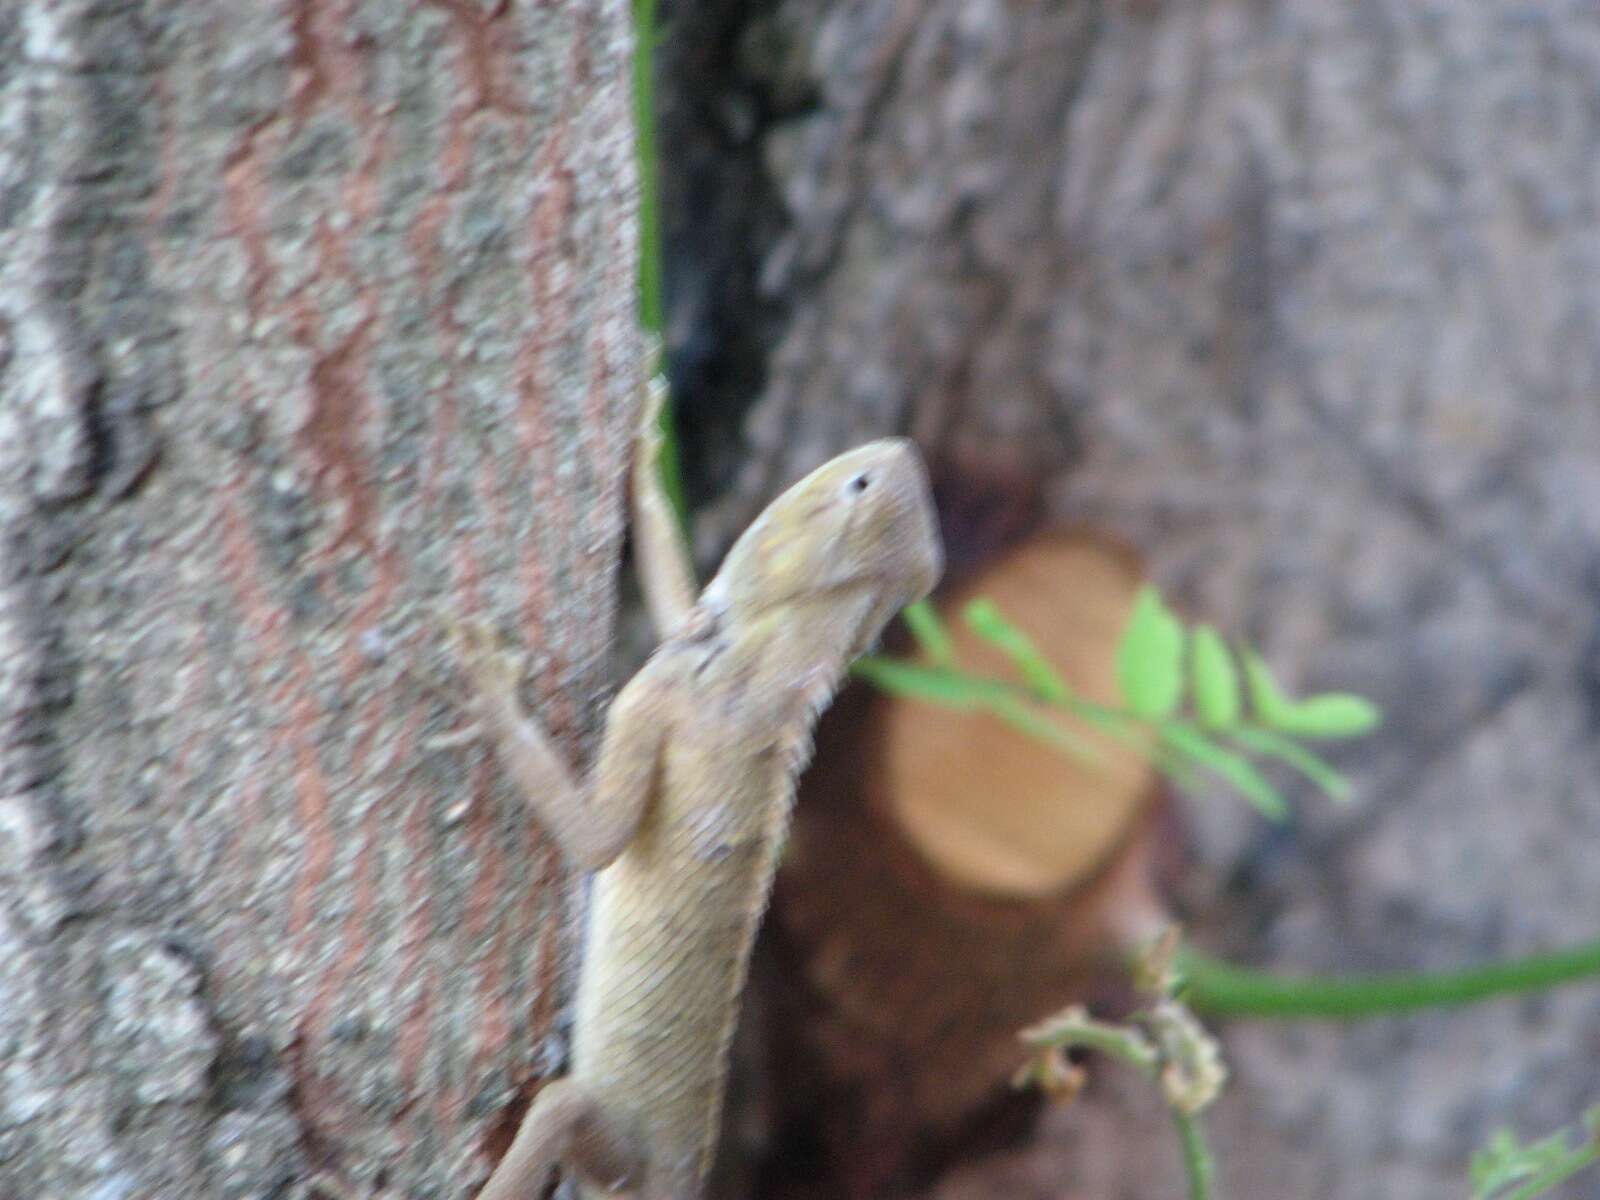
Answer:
964;598;1070;702
1242;652;1380;738
1470;1107;1600;1200
1240;650;1296;727
1272;694;1382;739
900;600;955;666
1191;626;1241;729
1118;586;1186;719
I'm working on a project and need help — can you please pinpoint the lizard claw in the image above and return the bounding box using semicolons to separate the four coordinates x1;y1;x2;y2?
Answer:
637;329;669;449
441;615;527;707
637;373;669;463
410;610;528;757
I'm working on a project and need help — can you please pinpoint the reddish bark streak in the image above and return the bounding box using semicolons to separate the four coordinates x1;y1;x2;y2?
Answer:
300;304;380;556
295;794;377;1123
288;0;374;127
408;185;461;520
515;138;579;730
215;487;335;950
217;482;293;673
397;756;440;1096
453;537;488;621
466;752;510;1071
288;685;336;939
398;969;435;1100
517;540;560;709
221;121;279;321
225;778;266;1000
427;0;520;117
244;0;396;567
302;703;424;1098
479;452;516;559
346;120;389;228
338;550;401;693
571;6;594;86
440;108;475;193
286;0;328;121
582;330;617;582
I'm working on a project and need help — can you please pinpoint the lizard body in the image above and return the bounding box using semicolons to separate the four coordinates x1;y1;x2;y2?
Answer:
452;385;942;1200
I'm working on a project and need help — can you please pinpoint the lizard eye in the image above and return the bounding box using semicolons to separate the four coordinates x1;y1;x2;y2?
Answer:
846;473;872;497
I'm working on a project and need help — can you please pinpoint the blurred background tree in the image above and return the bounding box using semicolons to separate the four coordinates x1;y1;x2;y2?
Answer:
654;2;1600;1197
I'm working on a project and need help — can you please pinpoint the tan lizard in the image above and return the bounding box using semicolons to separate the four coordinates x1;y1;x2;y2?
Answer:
445;378;942;1200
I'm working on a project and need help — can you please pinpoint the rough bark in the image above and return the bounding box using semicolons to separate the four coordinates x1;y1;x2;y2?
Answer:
0;3;640;1198
659;1;1600;1197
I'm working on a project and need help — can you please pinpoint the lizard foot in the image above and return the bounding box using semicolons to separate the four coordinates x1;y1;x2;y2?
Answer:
404;639;486;755
424;616;530;824
441;616;528;714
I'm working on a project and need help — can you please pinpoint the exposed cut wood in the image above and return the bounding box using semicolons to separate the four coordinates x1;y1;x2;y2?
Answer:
881;531;1155;898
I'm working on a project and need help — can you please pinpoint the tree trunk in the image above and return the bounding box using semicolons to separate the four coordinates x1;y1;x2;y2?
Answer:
0;4;640;1198
659;2;1600;1197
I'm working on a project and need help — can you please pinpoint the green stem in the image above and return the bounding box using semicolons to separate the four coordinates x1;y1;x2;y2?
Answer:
629;0;688;527
1173;1110;1216;1200
1502;1143;1600;1200
1180;940;1600;1020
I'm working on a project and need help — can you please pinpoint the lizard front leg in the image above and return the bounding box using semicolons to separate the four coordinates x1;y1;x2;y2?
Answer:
443;619;665;872
437;351;682;847
632;361;699;640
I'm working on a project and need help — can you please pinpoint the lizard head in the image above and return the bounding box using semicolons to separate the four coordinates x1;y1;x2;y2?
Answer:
707;438;944;624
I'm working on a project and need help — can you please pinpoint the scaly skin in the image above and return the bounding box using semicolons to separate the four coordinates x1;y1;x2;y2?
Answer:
452;397;942;1200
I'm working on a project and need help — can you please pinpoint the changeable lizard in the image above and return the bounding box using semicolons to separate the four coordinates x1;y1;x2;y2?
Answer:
445;379;943;1200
